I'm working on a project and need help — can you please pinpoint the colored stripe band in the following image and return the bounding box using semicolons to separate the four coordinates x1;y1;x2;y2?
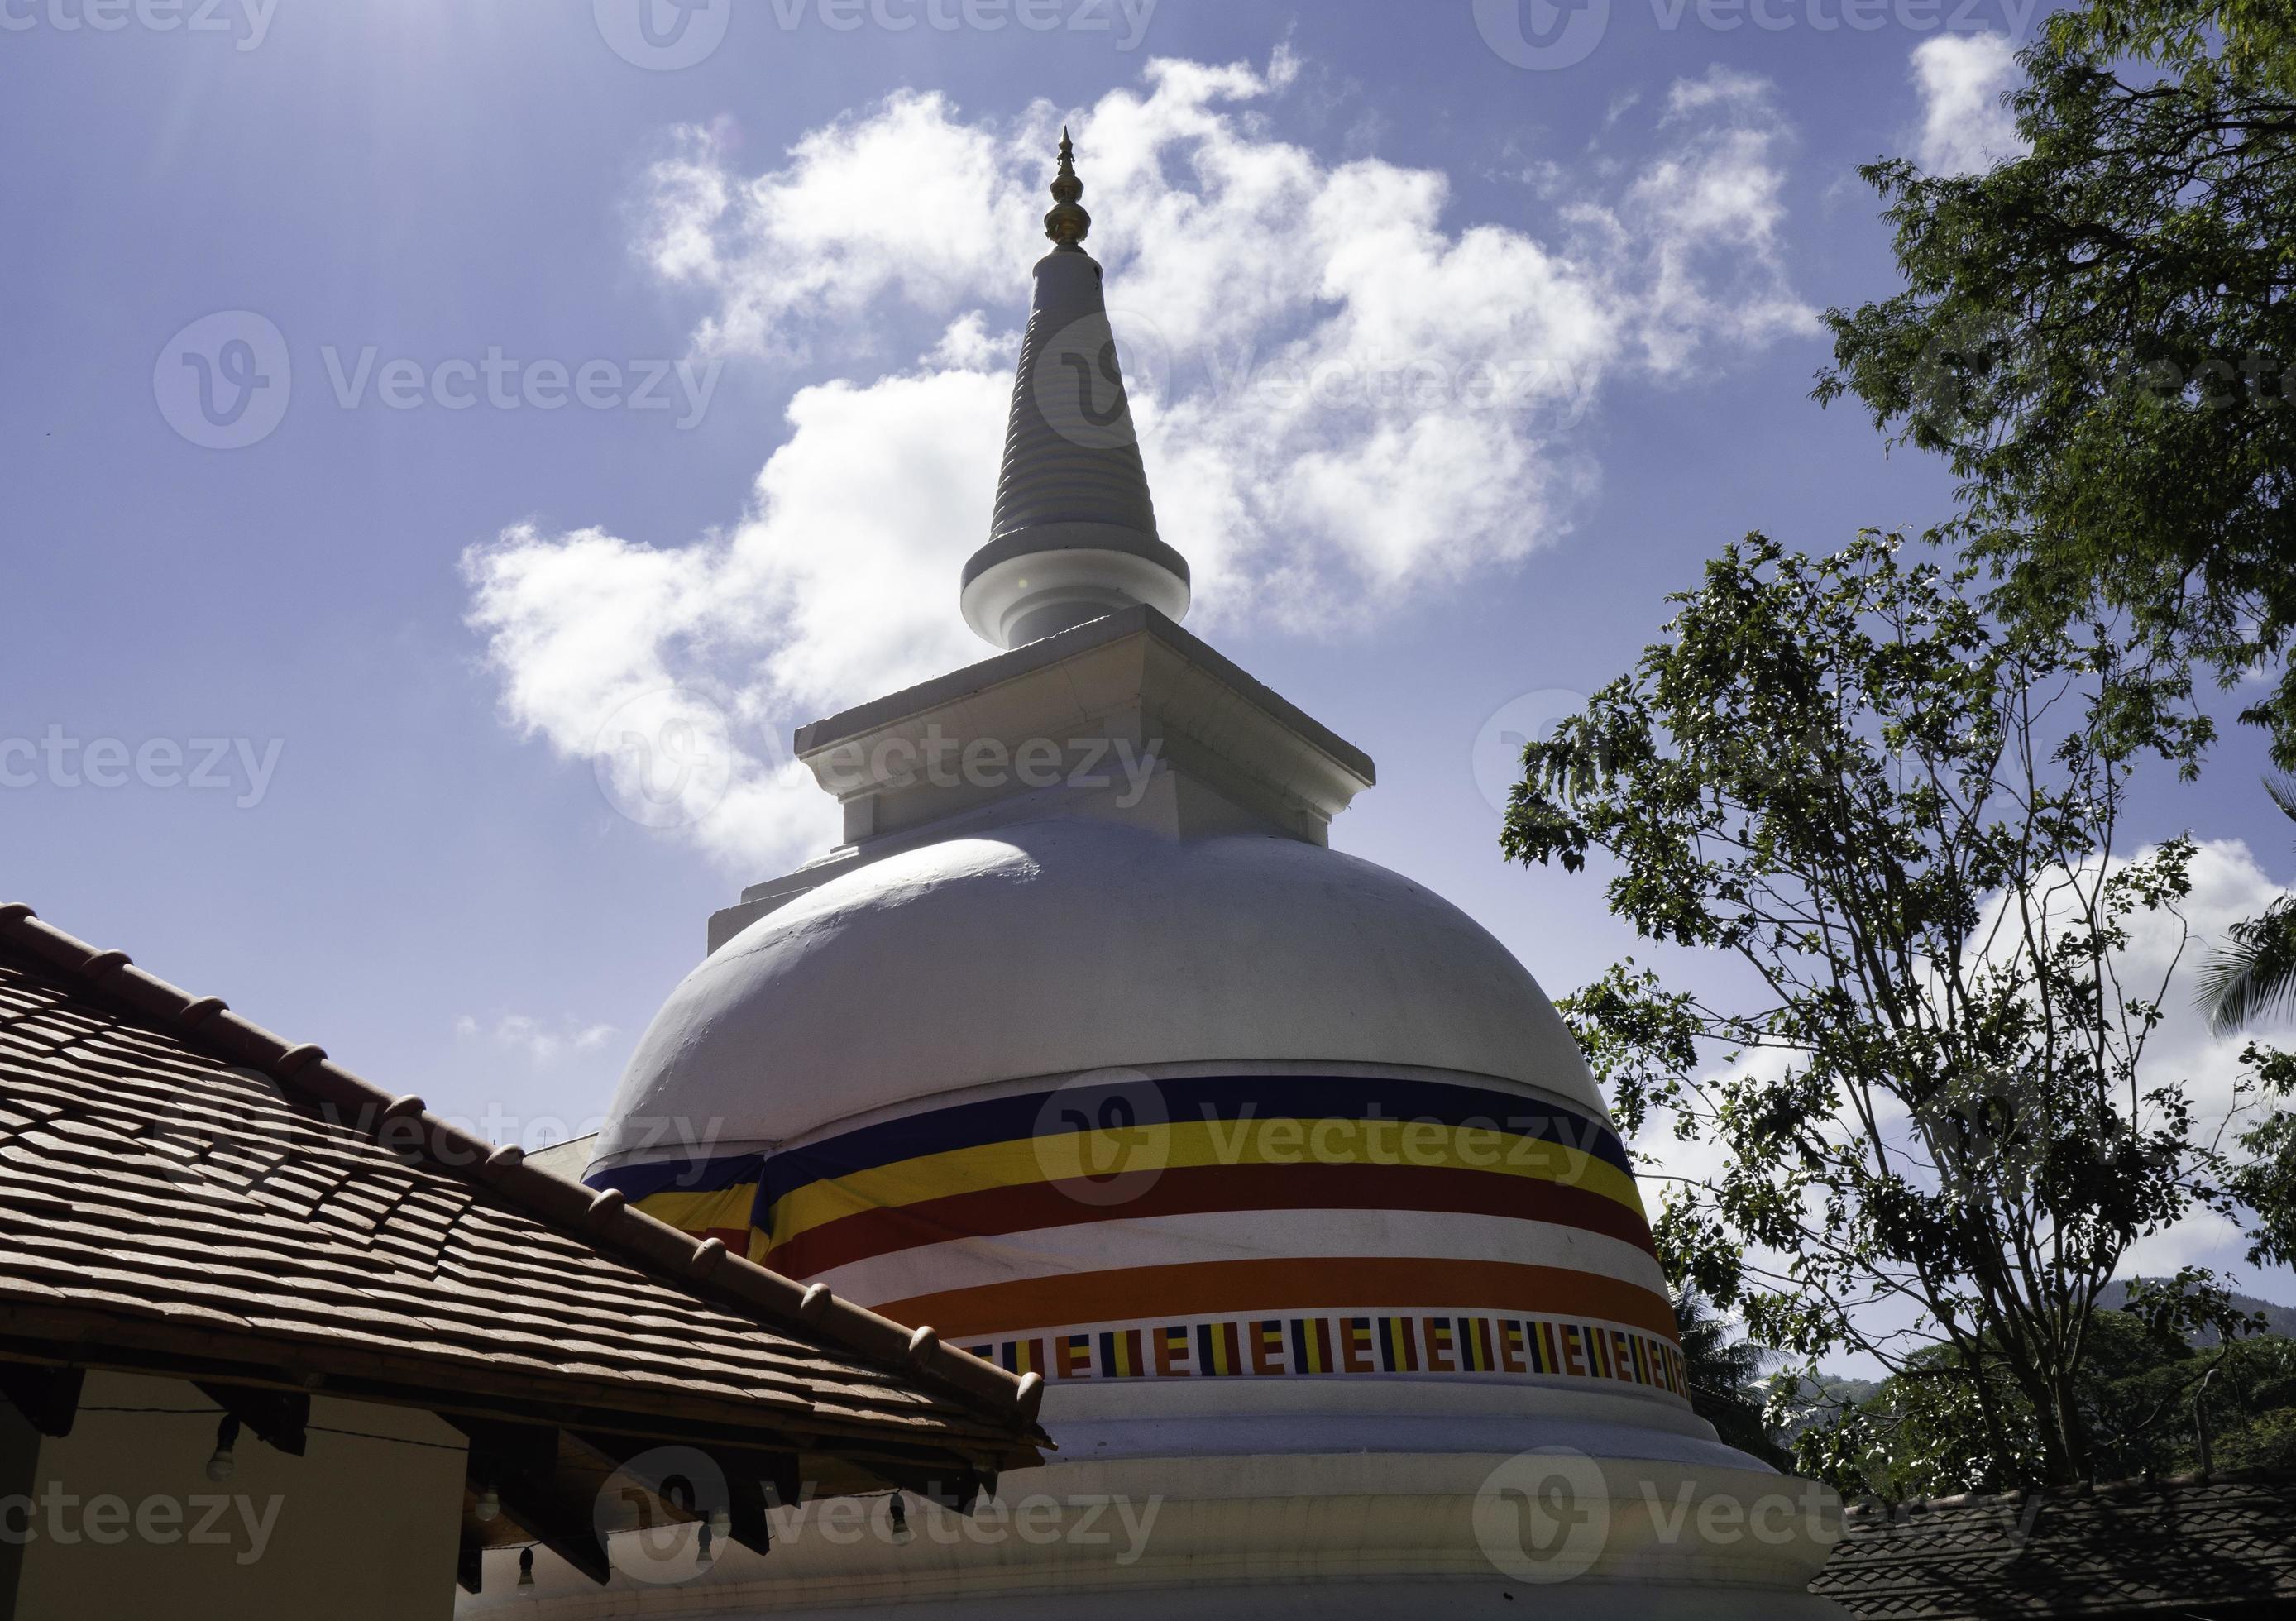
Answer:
590;1074;1633;1212
761;1160;1656;1279
964;1311;1691;1399
874;1256;1679;1343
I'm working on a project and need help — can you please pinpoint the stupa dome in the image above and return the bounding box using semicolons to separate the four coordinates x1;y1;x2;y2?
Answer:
591;818;1605;1170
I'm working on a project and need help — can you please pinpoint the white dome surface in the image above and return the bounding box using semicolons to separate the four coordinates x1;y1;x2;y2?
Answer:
596;820;1605;1166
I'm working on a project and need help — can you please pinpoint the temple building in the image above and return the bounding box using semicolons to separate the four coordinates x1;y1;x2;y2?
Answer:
566;135;1848;1616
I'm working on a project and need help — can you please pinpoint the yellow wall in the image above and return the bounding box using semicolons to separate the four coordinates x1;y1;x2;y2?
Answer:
2;1370;466;1621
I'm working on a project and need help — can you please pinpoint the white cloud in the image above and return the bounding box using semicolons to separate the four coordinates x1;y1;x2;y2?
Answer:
1911;33;2028;175
1663;65;1772;118
465;366;1007;868
1975;839;2293;1176
456;1013;619;1070
2011;837;2296;1294
467;52;1814;874
2117;839;2296;1203
642;91;1037;365
925;312;1007;371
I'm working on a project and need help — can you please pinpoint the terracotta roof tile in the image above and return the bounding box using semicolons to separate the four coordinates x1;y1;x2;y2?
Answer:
0;904;1045;1470
1813;1474;2296;1617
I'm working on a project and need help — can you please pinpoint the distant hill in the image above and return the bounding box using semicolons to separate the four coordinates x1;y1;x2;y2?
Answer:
2097;1280;2296;1345
1777;1375;1884;1441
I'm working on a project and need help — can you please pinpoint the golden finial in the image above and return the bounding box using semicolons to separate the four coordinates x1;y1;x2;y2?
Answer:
1044;126;1091;252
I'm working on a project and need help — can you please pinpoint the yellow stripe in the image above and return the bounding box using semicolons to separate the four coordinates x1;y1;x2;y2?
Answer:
764;1121;1645;1250
635;1185;757;1236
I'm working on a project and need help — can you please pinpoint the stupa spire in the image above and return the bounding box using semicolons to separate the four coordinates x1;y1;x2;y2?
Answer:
960;131;1191;650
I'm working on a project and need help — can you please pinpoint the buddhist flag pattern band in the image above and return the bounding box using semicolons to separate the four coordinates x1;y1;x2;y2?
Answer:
966;1312;1690;1397
590;1069;1683;1397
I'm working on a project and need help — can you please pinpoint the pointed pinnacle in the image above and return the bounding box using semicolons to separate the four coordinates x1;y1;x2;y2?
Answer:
1045;127;1091;252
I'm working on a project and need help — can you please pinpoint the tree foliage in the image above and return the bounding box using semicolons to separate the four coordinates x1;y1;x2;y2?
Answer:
1504;532;2232;1488
2063;0;2296;98
2230;1045;2296;1266
1816;2;2296;760
1676;1290;1793;1470
1795;1311;2296;1499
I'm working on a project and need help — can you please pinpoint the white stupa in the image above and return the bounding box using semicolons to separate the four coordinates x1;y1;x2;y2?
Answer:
578;135;1845;1617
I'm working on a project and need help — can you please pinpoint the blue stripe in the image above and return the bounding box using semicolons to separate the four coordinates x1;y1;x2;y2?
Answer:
588;1073;1629;1216
586;1151;764;1201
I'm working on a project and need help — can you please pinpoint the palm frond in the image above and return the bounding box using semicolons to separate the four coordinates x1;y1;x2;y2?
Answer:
2202;900;2296;1035
2198;777;2296;1035
2267;774;2296;828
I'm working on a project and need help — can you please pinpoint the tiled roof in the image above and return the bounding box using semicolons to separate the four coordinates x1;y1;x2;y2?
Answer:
1812;1473;2296;1618
0;903;1045;1479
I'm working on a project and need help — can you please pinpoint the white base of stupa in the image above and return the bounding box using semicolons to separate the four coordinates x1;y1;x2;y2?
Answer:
466;1387;1846;1617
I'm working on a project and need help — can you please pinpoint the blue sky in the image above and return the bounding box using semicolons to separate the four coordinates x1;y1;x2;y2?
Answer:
6;1;2291;1305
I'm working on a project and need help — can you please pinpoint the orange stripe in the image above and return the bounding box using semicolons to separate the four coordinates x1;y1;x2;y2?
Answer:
873;1258;1678;1343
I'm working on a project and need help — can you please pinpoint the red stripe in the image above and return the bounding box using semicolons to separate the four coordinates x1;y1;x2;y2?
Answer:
764;1161;1653;1278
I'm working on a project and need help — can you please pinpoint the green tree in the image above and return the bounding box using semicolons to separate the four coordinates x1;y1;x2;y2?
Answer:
1503;532;2230;1489
2067;1;2296;98
1675;1290;1793;1470
2229;1046;2296;1266
1815;1;2296;761
1800;1308;2296;1499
